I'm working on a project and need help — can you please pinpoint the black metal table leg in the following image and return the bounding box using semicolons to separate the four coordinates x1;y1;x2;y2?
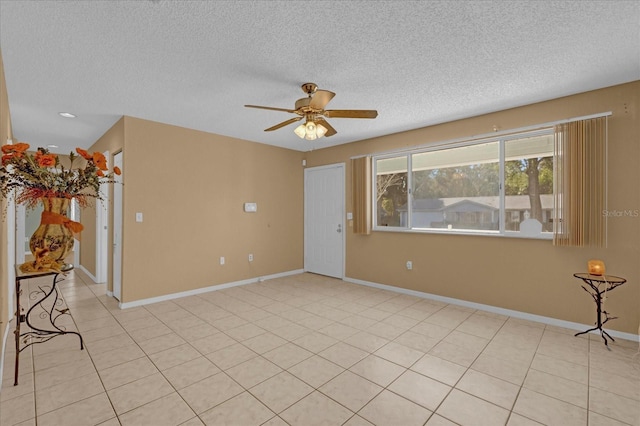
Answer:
13;265;83;386
573;273;626;348
19;272;84;351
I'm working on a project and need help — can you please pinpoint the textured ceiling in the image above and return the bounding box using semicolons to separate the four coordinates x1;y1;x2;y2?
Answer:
1;1;638;154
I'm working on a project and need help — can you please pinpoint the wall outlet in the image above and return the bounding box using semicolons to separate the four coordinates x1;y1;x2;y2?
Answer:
406;261;412;270
248;254;253;262
244;202;257;213
219;256;225;265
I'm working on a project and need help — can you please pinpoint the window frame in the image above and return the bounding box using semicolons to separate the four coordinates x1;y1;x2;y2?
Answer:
372;128;555;239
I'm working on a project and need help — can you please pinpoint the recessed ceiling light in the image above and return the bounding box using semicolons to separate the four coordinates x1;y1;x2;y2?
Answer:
47;144;59;149
58;112;76;118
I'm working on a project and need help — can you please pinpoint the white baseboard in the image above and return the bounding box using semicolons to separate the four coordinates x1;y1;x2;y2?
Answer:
344;276;640;343
118;269;304;309
78;265;100;284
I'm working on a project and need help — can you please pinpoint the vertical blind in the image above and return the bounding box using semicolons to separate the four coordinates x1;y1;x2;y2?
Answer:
351;156;371;235
553;116;607;247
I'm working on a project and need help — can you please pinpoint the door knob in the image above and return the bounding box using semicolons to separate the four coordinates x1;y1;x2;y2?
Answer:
337;224;342;233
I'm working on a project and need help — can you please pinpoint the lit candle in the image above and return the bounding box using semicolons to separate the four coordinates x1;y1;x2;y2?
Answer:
588;260;605;276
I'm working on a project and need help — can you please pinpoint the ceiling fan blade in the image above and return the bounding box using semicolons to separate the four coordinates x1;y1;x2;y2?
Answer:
264;116;303;131
309;90;336;109
324;109;378;119
245;104;298;114
316;118;337;137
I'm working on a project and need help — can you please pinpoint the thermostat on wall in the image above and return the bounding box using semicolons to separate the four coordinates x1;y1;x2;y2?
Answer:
244;202;257;212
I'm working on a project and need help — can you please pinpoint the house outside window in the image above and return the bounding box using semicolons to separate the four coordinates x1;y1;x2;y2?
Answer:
374;130;554;238
375;156;407;227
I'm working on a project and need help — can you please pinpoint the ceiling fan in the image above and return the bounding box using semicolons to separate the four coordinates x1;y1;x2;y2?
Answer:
245;83;378;140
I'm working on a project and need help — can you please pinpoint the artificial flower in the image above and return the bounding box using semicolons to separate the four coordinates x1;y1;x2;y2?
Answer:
76;147;92;160
1;144;120;208
1;142;29;162
35;151;57;167
93;152;108;171
1;142;29;154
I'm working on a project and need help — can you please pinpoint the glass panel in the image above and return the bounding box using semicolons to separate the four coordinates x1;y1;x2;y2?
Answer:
411;142;499;231
504;134;554;233
375;156;408;227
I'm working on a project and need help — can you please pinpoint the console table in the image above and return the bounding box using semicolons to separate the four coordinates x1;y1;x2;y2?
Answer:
573;273;626;347
13;264;84;385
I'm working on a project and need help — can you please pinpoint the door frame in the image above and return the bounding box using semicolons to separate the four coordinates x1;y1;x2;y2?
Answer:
95;150;109;283
303;163;345;278
112;150;123;301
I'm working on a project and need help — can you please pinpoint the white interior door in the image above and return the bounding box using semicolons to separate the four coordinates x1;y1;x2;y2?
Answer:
6;198;16;320
15;203;25;264
72;199;80;268
95;150;109;283
95;196;107;282
304;164;344;278
113;151;123;300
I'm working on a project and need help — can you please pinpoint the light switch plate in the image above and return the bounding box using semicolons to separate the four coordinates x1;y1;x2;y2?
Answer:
244;202;257;212
136;212;143;222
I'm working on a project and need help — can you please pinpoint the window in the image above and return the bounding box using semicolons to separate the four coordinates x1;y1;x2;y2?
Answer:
373;129;555;238
504;134;554;233
411;142;499;231
375;156;407;227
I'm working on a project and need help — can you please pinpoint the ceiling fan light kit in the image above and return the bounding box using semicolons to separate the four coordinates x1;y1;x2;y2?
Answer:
294;118;328;140
245;82;378;141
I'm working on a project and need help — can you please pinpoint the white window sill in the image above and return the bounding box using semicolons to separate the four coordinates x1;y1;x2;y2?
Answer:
372;226;553;240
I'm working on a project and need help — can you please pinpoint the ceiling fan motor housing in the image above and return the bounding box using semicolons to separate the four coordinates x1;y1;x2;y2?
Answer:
295;97;313;112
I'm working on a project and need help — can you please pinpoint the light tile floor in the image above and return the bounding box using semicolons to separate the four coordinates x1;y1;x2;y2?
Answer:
1;270;639;426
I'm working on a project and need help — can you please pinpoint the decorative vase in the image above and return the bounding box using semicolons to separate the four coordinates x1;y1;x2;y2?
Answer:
29;197;76;265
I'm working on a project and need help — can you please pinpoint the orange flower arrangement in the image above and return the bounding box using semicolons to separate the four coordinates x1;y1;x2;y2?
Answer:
1;143;120;208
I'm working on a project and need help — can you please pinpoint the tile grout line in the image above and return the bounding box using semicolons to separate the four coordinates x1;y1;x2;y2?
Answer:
415;310;503;426
58;271;122;424
53;271;189;423
234;290;516;425
10;272;638;426
294;298;457;425
503;319;546;426
140;289;292;423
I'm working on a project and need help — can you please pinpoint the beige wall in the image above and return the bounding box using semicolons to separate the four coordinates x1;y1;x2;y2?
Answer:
6;45;635;336
0;49;13;326
89;117;305;302
306;81;640;334
81;118;125;286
